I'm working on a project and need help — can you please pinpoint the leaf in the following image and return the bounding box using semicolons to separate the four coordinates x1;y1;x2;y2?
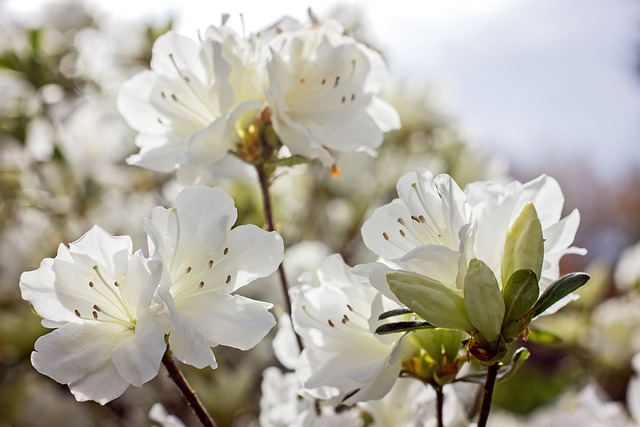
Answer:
415;328;467;361
530;273;590;318
378;307;414;320
272;155;309;168
527;328;563;344
501;203;544;285
456;347;530;384
497;347;530;383
387;271;474;332
375;320;433;335
501;270;539;341
464;259;505;342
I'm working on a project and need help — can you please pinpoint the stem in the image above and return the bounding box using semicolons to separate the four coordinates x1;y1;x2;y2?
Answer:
435;385;444;427
255;164;303;351
162;349;217;427
477;362;500;427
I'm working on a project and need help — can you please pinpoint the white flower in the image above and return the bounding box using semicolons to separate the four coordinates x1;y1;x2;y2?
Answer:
144;185;283;368
118;17;400;178
615;241;640;291
118;28;249;176
149;403;186;427
362;169;584;294
19;226;168;404
292;254;414;404
265;19;400;166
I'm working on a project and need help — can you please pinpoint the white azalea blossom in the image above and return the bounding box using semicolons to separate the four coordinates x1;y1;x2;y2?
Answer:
362;169;584;298
19;226;169;404
143;185;283;368
118;16;399;178
292;254;416;404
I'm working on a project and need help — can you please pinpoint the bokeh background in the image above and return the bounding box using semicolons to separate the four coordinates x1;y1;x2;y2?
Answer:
1;0;640;425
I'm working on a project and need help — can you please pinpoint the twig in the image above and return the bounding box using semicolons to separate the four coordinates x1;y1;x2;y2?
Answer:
477;362;500;427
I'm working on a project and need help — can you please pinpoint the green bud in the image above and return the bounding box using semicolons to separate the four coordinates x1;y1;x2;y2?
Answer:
464;259;505;343
501;202;544;285
387;271;474;332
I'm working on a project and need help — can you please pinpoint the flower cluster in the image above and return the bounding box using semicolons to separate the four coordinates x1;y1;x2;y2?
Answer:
118;16;400;181
19;186;283;403
360;169;586;362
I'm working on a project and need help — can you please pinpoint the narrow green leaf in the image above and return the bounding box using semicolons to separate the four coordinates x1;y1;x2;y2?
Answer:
527;328;563;344
464;259;505;342
501;203;544;285
497;347;530;383
375;320;433;335
530;273;590;318
378;307;414;320
387;271;474;332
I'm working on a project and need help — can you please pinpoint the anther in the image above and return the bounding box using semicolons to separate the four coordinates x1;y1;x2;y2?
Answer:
199;281;205;288
171;94;178;102
93;305;101;312
346;304;353;311
342;314;349;324
75;309;81;317
223;247;229;255
300;78;305;83
321;78;326;85
399;230;406;237
93;311;99;320
186;267;192;273
328;319;335;327
208;260;214;268
397;218;406;226
418;215;426;223
351;93;356;101
411;215;420;223
161;91;166;99
383;232;389;241
226;275;231;284
88;281;94;288
334;76;340;87
341;96;346;103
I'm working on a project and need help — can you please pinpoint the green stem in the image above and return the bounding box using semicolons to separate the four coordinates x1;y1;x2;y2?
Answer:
435;385;444;427
477;362;500;427
162;348;218;427
255;164;303;351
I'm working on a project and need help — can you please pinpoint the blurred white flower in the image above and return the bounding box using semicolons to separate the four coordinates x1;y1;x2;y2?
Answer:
292;254;414;404
143;185;283;368
149;403;186;427
19;225;169;404
615;241;640;291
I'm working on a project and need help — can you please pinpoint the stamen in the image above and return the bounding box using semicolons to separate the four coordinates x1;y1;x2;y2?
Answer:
351;93;356;101
341;96;346;103
208;260;214;268
346;304;353;311
328;320;335;327
321;78;326;85
88;281;94;288
93;311;99;320
199;281;205;288
186;267;192;273
75;309;81;317
397;218;406;226
223;247;229;255
383;232;389;241
334;76;340;87
225;275;231;284
399;229;406;237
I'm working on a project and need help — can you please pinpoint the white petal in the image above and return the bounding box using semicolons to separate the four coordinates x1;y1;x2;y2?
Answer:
117;71;166;135
69;360;130;405
399;245;460;288
20;256;77;324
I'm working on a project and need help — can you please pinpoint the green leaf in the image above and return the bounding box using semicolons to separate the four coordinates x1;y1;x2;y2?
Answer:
530;273;590;318
387;271;474;332
456;347;530;384
272;155;309;168
501;269;539;341
527;328;563;344
501;203;544;285
497;347;530;383
464;259;505;342
375;320;433;335
378;307;414;320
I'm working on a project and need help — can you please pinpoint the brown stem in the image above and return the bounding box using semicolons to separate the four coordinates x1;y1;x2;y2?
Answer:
162;349;217;427
435;385;444;427
255;164;303;351
477;362;500;427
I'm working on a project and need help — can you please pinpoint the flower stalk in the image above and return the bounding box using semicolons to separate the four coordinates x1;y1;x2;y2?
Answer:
477;362;500;427
162;348;218;427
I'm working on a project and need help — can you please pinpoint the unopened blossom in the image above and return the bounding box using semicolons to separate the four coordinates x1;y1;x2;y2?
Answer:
292;254;415;404
19;226;169;404
144;185;283;368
